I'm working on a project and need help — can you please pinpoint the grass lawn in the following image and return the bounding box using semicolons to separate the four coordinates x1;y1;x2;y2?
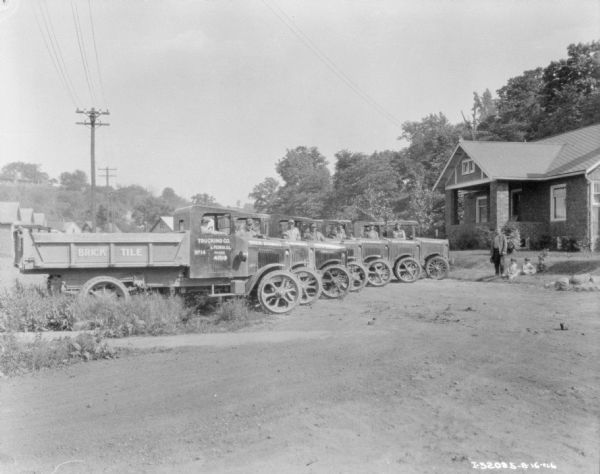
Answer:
448;249;600;285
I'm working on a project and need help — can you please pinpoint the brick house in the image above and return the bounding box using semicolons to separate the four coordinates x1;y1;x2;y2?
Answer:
433;124;600;249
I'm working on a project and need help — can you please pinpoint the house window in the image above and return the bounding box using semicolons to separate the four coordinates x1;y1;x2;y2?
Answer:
476;196;488;223
461;159;475;175
593;182;600;205
550;184;566;221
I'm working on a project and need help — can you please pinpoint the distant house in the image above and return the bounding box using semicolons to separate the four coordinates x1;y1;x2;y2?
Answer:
434;124;600;249
32;212;47;228
0;201;21;257
150;216;174;233
19;208;34;225
80;221;93;233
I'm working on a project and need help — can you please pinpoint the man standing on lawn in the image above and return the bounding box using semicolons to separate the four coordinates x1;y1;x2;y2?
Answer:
490;227;508;276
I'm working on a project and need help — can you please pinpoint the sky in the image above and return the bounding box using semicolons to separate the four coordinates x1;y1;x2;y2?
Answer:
0;0;598;207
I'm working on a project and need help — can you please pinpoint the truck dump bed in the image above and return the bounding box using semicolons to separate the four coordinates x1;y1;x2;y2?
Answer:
15;231;189;272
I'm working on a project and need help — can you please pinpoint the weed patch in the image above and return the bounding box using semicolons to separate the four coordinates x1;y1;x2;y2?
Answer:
0;332;115;377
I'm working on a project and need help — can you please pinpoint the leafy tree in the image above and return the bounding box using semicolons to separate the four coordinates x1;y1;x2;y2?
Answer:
329;150;404;219
271;146;332;217
161;187;188;209
537;41;600;137
396;113;464;188
249;177;280;213
59;170;88;192
0;162;49;184
191;193;217;206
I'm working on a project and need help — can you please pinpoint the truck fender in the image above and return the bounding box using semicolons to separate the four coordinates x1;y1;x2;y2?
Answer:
245;263;286;294
363;255;383;263
317;258;343;270
393;254;414;266
291;262;310;271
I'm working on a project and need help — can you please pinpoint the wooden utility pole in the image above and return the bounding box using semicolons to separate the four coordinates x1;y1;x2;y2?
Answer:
76;108;110;232
98;166;117;231
98;166;117;188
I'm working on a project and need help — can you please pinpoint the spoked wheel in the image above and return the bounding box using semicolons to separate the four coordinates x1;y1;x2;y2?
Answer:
347;262;368;292
394;257;421;283
293;268;323;305
367;259;393;287
320;265;351;299
425;256;450;280
257;270;301;314
80;276;130;299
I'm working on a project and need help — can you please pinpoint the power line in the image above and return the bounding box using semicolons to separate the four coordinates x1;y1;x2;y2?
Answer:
87;0;107;106
33;6;77;107
34;0;81;106
261;0;402;129
71;0;96;105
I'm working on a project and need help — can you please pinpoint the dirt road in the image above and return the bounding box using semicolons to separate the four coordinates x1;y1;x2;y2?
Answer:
1;279;598;473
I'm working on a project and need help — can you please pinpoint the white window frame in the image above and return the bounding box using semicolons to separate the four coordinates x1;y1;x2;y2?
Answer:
593;181;600;205
475;196;488;223
550;184;566;222
461;159;475;175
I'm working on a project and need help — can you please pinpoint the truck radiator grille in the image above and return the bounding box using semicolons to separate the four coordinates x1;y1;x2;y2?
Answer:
258;249;283;268
291;247;309;264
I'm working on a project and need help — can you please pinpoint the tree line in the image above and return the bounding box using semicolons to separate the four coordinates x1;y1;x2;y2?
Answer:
249;41;600;235
0;164;222;231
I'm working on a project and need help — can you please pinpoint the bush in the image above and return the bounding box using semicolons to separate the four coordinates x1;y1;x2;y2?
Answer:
74;293;193;337
452;227;492;250
215;298;250;323
0;282;74;332
501;222;521;253
531;234;555;251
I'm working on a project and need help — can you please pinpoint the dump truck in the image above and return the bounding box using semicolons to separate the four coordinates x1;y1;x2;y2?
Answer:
353;220;450;280
13;206;308;314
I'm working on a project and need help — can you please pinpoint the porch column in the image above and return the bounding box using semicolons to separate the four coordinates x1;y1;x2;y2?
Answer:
445;189;458;227
490;181;509;229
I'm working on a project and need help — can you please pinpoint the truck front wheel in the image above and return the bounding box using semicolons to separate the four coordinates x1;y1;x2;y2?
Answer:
80;276;130;300
257;270;301;314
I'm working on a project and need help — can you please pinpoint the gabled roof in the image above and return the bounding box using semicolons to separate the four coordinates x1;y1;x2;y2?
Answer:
538;124;600;175
434;123;600;191
0;202;20;224
458;141;563;179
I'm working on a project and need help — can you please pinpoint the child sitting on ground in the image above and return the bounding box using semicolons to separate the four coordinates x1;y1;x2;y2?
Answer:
506;258;520;280
522;257;537;275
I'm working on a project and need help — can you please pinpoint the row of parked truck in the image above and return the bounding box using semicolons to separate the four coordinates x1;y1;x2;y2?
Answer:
13;205;450;314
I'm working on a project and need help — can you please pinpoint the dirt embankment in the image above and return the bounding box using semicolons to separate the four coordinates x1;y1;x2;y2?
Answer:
1;279;598;473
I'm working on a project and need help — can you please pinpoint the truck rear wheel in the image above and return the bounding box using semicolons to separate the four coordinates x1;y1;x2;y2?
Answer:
347;262;368;292
320;265;351;298
367;259;393;287
394;257;421;283
257;270;301;314
425;256;450;280
293;268;323;305
80;276;130;299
